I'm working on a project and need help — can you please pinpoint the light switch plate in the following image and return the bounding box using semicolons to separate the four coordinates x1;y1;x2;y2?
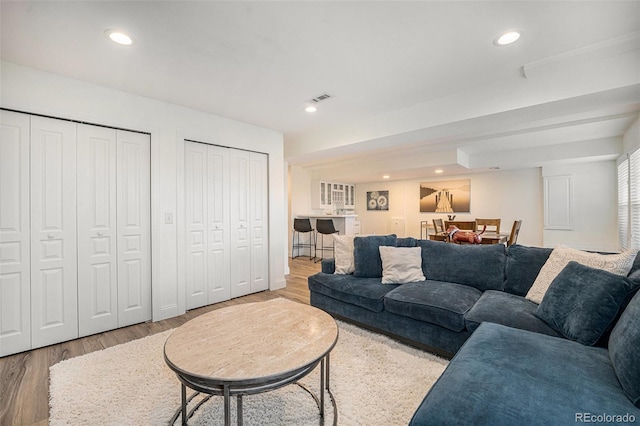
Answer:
165;212;174;224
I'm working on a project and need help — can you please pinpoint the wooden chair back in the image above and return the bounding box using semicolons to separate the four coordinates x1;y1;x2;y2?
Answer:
432;218;446;234
445;221;476;231
475;218;501;234
508;220;522;247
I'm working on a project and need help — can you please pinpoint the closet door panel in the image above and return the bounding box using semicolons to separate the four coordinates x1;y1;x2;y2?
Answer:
30;116;78;348
0;111;31;356
184;142;208;309
117;131;151;327
250;153;269;292
77;125;118;337
229;149;251;298
206;145;230;304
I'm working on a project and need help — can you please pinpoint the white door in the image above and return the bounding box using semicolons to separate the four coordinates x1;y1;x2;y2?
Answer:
117;130;151;327
230;149;251;298
30;116;78;349
0;111;31;356
77;124;118;337
184;142;208;309
206;145;230;304
250;152;268;293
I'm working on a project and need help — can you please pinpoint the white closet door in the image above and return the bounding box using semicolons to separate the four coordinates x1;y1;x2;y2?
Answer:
77;124;118;337
185;142;208;309
117;130;151;327
206;145;230;304
249;152;269;293
0;111;31;356
229;149;251;298
30;116;78;349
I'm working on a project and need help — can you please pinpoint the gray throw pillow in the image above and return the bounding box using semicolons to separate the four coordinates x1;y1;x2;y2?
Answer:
353;234;397;278
609;290;640;407
535;261;639;346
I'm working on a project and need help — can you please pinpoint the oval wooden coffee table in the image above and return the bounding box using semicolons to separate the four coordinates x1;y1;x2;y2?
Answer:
164;298;339;425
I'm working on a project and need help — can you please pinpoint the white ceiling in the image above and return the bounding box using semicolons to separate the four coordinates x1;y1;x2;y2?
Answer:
2;1;639;183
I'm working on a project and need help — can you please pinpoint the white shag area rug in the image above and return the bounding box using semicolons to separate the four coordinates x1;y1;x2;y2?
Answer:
50;319;448;425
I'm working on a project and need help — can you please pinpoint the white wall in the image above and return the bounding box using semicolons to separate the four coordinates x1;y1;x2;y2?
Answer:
623;115;640;154
289;162;621;252
542;161;619;252
1;61;287;321
355;168;544;247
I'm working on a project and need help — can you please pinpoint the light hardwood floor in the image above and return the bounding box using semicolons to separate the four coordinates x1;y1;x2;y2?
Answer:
0;257;321;426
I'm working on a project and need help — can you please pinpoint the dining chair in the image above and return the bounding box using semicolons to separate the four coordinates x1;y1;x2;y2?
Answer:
432;218;446;234
444;221;476;231
475;218;501;234
508;220;522;247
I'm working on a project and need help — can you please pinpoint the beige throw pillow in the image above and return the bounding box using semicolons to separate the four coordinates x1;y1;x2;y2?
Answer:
333;235;355;274
526;244;638;304
379;246;426;284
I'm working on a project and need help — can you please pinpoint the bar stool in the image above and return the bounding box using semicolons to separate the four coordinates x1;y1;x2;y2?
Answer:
292;218;315;260
315;219;339;263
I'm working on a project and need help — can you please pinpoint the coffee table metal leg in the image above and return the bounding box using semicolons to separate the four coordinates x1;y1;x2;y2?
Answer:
320;358;325;417
326;353;331;390
237;395;243;426
224;385;230;426
181;384;187;426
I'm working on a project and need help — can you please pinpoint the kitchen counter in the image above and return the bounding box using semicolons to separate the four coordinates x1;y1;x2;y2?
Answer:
296;214;359;236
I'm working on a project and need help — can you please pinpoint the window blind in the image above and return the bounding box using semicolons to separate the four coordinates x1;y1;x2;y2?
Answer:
630;150;640;250
618;159;629;250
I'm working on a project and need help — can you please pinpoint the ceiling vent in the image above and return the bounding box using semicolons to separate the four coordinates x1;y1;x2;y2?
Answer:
309;93;334;104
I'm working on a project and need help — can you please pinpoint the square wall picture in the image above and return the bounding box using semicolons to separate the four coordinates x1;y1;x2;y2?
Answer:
367;190;389;210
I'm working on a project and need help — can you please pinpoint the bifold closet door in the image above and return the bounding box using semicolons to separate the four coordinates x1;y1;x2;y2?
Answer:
249;152;268;293
229;149;251;298
30;116;78;349
184;141;230;310
0;111;31;356
116;130;151;328
77;124;118;337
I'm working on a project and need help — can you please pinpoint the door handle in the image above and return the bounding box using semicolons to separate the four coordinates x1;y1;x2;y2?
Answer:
97;232;104;237
47;234;54;239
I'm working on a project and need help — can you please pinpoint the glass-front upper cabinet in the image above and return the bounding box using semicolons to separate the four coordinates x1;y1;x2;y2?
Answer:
312;181;355;210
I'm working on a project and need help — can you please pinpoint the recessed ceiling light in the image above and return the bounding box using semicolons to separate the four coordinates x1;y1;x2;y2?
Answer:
494;30;521;46
305;106;317;113
383;175;390;179
435;169;444;174
105;29;134;46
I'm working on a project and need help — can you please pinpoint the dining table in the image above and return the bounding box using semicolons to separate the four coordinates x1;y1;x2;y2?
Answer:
429;232;508;245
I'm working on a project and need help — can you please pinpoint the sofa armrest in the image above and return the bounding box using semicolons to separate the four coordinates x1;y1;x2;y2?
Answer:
322;259;335;274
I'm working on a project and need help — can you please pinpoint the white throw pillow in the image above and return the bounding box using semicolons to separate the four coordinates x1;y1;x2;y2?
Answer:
334;235;355;274
526;244;638;304
379;246;426;284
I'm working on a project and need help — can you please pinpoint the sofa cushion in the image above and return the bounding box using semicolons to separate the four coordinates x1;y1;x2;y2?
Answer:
418;239;506;291
321;258;335;274
526;245;638;304
333;234;355;274
465;290;561;337
397;237;418;247
353;234;397;278
379;246;425;284
384;281;482;332
307;272;397;313
504;244;552;296
535;261;639;346
609;291;640;407
410;323;640;425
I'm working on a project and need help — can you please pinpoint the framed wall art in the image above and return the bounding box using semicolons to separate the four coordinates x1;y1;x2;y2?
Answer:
367;190;389;211
419;180;470;213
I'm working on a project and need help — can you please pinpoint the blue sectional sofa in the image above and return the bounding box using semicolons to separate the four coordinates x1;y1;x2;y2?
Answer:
307;236;640;424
